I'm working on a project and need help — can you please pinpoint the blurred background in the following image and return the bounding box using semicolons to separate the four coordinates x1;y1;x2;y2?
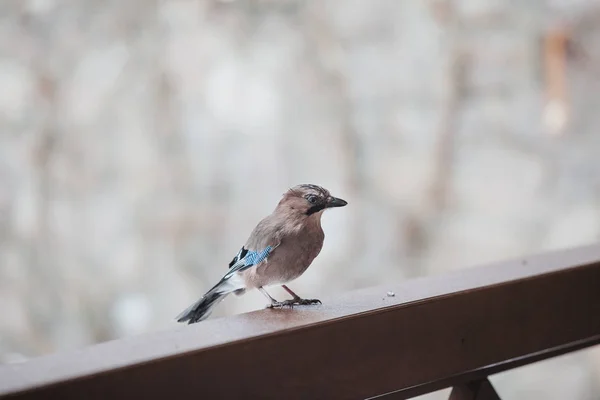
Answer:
1;0;600;398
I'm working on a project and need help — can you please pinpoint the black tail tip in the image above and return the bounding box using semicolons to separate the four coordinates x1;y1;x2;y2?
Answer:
176;315;206;325
175;309;211;325
175;291;224;325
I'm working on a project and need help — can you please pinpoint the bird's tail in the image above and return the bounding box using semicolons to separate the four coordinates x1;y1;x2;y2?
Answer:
175;291;228;324
176;277;239;324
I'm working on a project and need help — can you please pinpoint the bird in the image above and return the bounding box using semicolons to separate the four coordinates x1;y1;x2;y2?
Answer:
175;184;347;324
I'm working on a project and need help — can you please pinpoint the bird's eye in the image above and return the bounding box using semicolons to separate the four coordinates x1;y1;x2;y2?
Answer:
306;195;318;204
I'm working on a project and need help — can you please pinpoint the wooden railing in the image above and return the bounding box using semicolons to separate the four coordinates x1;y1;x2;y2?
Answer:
1;244;600;399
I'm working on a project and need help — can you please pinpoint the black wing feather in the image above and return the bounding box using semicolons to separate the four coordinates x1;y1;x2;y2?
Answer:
228;247;248;268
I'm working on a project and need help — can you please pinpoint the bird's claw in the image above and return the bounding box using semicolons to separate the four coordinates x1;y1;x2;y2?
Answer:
296;298;322;305
266;298;321;309
267;299;297;309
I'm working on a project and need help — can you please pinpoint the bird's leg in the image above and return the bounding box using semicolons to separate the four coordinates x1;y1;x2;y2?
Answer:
281;285;322;306
281;285;301;300
259;287;295;308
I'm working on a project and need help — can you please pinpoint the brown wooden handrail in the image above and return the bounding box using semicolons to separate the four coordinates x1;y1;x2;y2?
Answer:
1;243;600;399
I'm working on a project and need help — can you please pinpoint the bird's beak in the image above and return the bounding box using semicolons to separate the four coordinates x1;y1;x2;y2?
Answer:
327;196;348;208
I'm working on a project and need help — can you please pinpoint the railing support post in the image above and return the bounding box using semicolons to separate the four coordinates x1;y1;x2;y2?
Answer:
449;378;501;400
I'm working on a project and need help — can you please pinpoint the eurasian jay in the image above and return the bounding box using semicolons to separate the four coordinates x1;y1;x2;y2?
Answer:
176;184;347;324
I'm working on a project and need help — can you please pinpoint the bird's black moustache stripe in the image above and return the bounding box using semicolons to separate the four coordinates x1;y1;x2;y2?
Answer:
306;204;326;215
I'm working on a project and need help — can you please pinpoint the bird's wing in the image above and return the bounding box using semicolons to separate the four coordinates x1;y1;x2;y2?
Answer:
227;246;248;269
224;215;282;278
224;244;277;279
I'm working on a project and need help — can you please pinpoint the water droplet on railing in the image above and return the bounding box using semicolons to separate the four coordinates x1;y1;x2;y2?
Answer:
387;291;395;297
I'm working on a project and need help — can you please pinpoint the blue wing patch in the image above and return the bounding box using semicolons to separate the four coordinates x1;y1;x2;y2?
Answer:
225;245;273;278
243;247;272;266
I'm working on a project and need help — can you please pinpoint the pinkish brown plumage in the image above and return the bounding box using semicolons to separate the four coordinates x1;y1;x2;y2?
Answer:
176;184;347;324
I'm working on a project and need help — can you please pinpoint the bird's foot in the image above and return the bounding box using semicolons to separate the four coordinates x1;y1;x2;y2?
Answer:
266;298;322;309
266;299;297;309
294;298;322;306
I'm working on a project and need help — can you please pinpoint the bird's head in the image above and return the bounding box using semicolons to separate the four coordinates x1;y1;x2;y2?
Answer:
277;184;347;217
